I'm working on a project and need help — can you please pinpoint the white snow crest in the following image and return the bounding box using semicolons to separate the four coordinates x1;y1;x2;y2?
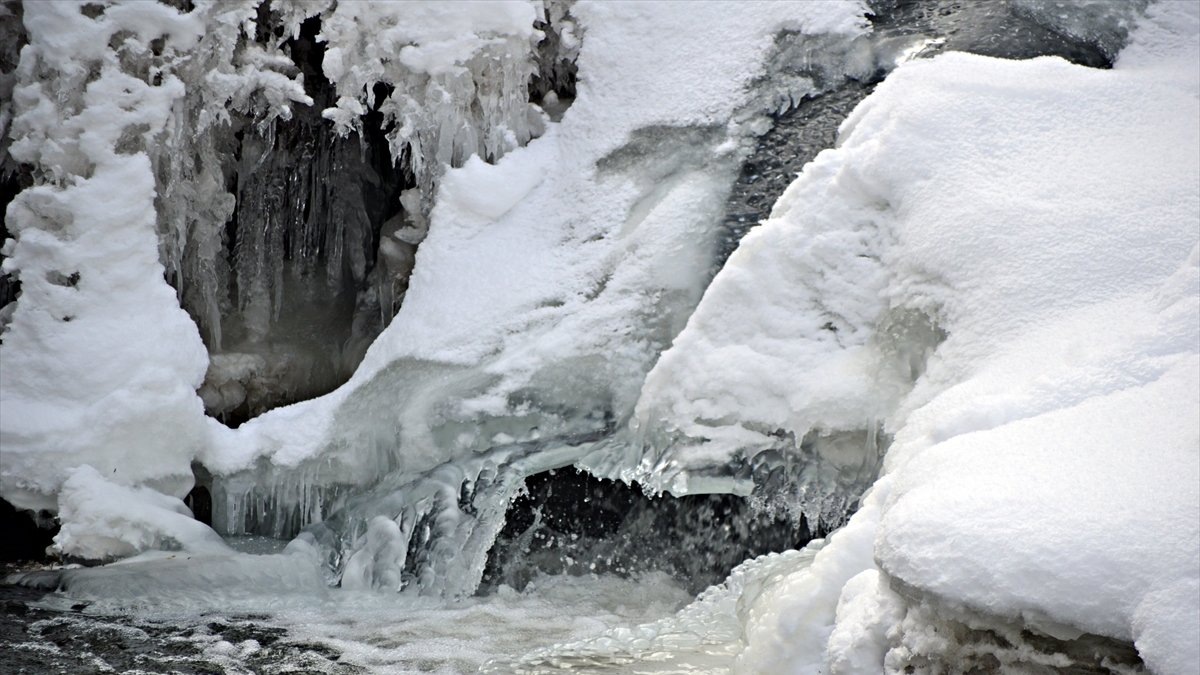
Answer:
54;465;229;561
640;4;1199;671
1;1;220;512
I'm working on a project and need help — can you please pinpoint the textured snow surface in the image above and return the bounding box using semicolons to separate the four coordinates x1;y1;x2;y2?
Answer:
635;2;1198;671
0;2;212;512
53;465;230;561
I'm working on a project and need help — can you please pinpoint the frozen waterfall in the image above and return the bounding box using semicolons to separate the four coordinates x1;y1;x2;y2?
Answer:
1;0;1197;673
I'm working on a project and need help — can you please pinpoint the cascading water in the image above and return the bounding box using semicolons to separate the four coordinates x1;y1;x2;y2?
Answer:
482;468;816;596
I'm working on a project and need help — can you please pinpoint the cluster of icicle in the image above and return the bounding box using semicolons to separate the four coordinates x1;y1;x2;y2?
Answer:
2;0;567;344
0;0;574;508
155;0;566;351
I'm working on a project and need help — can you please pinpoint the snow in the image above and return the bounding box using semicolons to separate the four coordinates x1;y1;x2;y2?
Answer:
631;1;1199;671
363;0;869;374
0;0;213;512
825;569;905;673
878;352;1199;645
53;465;229;560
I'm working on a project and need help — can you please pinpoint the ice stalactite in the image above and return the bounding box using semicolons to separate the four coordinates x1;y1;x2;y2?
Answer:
317;0;547;205
191;15;411;422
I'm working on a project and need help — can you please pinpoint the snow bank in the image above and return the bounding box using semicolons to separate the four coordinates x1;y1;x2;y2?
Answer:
633;1;1198;671
54;465;229;560
0;2;215;511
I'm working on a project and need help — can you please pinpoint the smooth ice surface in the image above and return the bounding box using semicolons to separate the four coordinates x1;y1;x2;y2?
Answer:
635;1;1199;671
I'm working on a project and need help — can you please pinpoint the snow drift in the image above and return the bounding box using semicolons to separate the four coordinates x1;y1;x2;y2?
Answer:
623;2;1199;672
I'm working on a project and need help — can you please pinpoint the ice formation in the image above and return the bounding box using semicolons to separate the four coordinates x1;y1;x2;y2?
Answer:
0;0;571;509
199;0;893;580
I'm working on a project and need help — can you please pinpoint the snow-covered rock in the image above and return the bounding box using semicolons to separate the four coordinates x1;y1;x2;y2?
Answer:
634;2;1198;671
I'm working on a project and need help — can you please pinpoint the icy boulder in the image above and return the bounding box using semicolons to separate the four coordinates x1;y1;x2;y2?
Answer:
638;1;1200;671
